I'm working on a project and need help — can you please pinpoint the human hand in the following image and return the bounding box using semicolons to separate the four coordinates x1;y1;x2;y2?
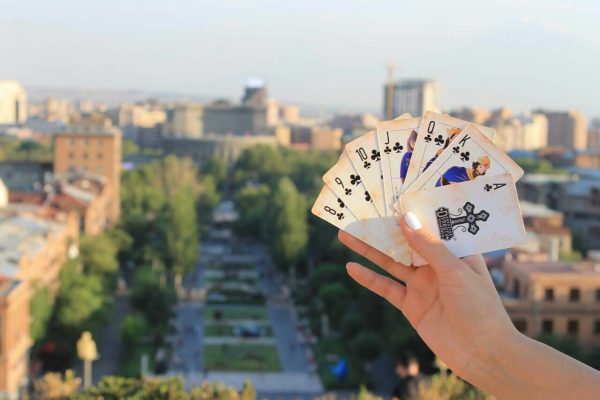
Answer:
339;212;519;386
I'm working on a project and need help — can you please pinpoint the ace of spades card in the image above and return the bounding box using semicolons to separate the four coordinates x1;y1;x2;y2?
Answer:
401;173;526;266
376;117;421;216
402;112;496;191
404;124;524;193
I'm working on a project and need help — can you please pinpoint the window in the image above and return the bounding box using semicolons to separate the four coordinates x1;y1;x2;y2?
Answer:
68;152;74;160
595;289;600;302
513;319;527;333
569;288;581;302
567;320;579;335
83;152;88;160
594;320;600;335
97;153;103;160
544;288;554;301
542;319;554;334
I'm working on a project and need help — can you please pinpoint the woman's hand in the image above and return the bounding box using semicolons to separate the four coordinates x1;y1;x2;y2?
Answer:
341;212;600;399
339;212;518;387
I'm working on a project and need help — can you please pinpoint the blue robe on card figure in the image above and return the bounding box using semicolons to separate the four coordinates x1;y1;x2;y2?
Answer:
400;151;412;182
435;156;491;187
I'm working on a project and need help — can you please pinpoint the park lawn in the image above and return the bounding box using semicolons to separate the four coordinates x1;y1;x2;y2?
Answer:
204;344;281;371
204;324;273;337
204;305;268;321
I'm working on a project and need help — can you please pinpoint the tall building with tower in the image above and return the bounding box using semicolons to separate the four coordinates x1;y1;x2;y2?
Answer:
383;69;439;119
0;81;27;125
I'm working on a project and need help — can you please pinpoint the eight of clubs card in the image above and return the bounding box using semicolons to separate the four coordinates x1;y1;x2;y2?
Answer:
405;124;524;193
401;173;526;265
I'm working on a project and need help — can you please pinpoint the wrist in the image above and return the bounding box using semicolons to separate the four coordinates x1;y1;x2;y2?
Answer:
461;326;530;398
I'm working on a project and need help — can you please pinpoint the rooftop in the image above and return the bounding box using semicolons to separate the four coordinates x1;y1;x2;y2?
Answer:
506;260;600;275
0;210;63;278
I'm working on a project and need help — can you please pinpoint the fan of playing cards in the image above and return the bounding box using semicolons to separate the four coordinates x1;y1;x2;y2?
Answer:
312;111;527;266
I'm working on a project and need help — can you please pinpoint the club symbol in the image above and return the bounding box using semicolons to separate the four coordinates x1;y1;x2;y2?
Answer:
434;135;445;146
370;149;381;161
363;160;371;169
460;151;470;162
337;212;345;220
337;198;345;208
384;146;391;154
484;184;492;192
424;134;432;143
393;142;403;153
452;146;460;154
350;174;361;185
364;191;371;201
344;188;352;196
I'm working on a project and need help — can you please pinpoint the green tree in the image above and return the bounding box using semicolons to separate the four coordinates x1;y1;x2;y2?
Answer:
122;139;140;156
318;282;351;327
131;267;176;339
267;177;308;268
120;312;150;345
163;186;198;281
233;184;271;239
197;175;221;227
30;286;54;343
55;261;107;332
351;331;381;362
202;157;227;187
79;235;120;289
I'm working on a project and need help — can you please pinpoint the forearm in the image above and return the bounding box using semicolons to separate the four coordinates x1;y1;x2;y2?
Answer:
465;330;600;399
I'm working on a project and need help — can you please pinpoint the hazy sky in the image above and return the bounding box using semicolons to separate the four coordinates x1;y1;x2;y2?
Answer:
1;0;599;117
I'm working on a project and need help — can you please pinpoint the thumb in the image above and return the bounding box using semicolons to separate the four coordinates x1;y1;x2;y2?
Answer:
401;212;470;281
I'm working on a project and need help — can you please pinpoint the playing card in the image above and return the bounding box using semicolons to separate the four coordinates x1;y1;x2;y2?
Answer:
344;130;387;217
322;153;411;264
343;113;412;217
401;173;526;266
376;117;421;216
402;112;495;191
404;124;524;193
311;185;410;264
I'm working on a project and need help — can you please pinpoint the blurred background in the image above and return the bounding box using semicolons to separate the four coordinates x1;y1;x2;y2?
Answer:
0;1;599;398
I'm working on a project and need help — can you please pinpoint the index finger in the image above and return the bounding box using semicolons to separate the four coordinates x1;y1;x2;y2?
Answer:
338;230;414;281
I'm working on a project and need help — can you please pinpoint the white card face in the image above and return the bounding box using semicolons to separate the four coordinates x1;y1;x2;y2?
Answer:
405;124;525;193
345;130;387;217
322;153;411;264
401;173;526;265
376;117;421;216
323;152;380;220
403;112;495;191
311;185;411;264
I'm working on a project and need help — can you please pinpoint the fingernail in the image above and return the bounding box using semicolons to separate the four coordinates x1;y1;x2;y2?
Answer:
404;212;422;230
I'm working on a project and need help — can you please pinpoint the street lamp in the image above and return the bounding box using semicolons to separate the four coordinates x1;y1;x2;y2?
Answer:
76;331;99;389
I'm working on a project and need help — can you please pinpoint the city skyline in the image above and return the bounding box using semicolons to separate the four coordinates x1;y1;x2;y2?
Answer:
2;1;600;117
